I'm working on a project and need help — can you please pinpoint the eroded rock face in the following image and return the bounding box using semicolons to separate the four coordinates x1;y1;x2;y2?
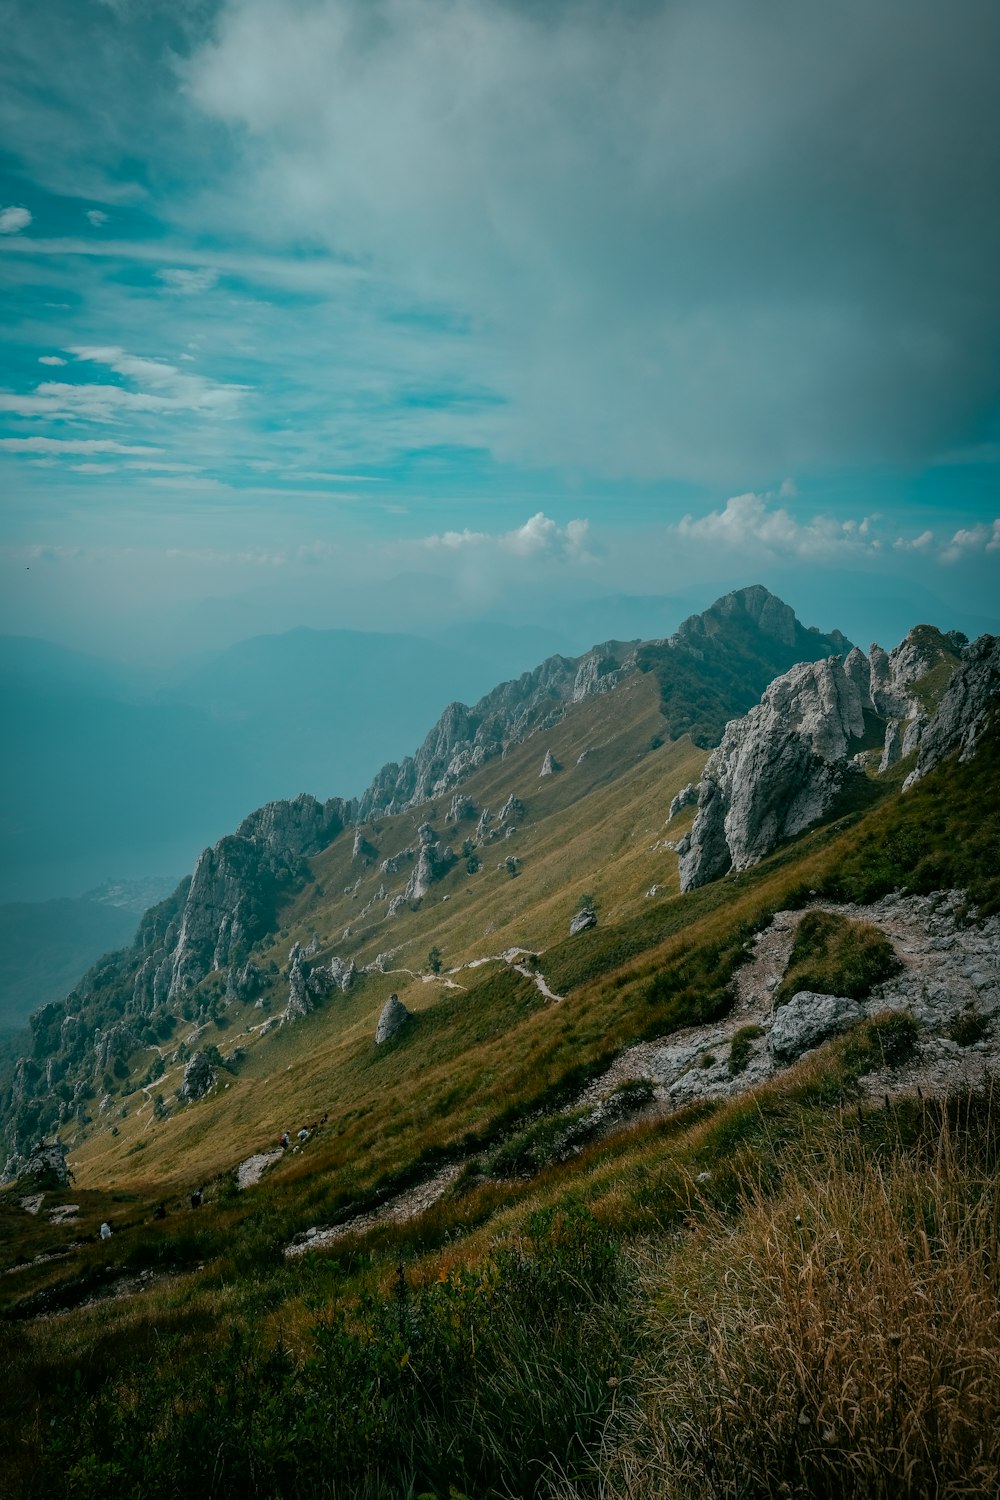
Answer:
679;627;980;892
20;1141;70;1187
904;634;1000;789
769;992;864;1062
358;643;637;819
680;655;869;890
375;993;411;1045
539;749;559;777
180;1050;216;1101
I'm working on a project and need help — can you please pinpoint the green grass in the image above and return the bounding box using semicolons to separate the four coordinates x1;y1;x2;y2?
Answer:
775;909;901;1007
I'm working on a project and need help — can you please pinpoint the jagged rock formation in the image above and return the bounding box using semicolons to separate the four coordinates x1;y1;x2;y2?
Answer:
668;781;699;820
375;993;411;1045
352;828;377;862
402;822;457;903
539;749;559;777
446;793;476;823
358;644;636;819
570;907;598;935
165;795;351;1001
0;792;351;1167
180;1050;216;1102
19;1140;71;1187
904;635;1000;789
680;627;985;892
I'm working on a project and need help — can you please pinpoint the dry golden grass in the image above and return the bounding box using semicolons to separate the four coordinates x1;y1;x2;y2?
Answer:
596;1115;1000;1500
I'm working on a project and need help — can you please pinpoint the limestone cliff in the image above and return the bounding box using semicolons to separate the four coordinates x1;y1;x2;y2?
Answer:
679;627;989;892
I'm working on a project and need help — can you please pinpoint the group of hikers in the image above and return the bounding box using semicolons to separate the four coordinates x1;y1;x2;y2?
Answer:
278;1112;328;1151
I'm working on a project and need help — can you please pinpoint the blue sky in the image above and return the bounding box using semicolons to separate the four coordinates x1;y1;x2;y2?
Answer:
2;0;999;657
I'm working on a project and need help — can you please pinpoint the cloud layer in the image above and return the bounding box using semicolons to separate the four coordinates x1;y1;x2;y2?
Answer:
185;0;1000;482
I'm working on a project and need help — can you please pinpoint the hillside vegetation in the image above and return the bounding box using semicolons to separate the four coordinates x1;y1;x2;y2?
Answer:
1;593;998;1498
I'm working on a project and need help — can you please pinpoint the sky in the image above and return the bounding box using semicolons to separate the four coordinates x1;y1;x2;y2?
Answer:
2;0;1000;659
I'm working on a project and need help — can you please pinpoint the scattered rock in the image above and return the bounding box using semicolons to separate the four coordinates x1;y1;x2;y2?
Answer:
570;907;598;935
539;748;559;777
375;993;412;1045
386;894;408;918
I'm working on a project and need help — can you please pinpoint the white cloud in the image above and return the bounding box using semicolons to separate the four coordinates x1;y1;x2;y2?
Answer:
69;462;118;473
0;346;248;428
423;511;589;559
0;205;32;234
940;519;1000;563
894;529;934;551
676;491;881;558
38;355;67;366
155;267;220;295
0;437;163;455
86;208;108;227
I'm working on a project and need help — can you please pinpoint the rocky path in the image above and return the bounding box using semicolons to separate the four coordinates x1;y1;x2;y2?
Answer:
237;1150;284;1190
282;890;999;1255
285;1163;463;1257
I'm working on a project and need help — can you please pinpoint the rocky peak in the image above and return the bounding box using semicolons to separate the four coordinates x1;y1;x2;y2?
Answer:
680;627;993;892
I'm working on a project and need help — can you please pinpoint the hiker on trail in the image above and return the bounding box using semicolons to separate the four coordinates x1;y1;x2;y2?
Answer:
190;1188;204;1209
297;1127;309;1142
100;1221;112;1240
320;1112;328;1126
153;1203;166;1221
279;1131;290;1149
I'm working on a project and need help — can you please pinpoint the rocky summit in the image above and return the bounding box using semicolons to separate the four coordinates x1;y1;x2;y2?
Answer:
679;625;978;891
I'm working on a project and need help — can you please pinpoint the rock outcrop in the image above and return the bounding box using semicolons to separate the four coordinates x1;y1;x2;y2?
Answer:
375;993;411;1045
667;781;699;820
680;654;870;890
904;634;1000;789
358;643;636;820
19;1141;71;1187
539;749;559;777
180;1050;216;1102
679;627;979;892
570;907;598;935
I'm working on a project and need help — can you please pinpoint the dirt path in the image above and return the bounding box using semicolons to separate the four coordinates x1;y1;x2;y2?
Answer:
285;1163;463;1257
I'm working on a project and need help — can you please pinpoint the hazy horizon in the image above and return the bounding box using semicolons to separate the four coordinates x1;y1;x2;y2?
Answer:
3;0;999;899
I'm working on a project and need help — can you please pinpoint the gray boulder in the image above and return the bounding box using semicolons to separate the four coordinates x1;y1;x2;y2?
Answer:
570;906;598;935
539;749;559;777
376;993;411;1045
769;991;863;1063
180;1050;217;1101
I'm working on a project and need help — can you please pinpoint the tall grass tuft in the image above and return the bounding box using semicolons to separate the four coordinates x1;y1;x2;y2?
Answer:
610;1113;1000;1499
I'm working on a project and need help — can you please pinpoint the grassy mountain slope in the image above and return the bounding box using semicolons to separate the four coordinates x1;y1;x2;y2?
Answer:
2;725;998;1498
